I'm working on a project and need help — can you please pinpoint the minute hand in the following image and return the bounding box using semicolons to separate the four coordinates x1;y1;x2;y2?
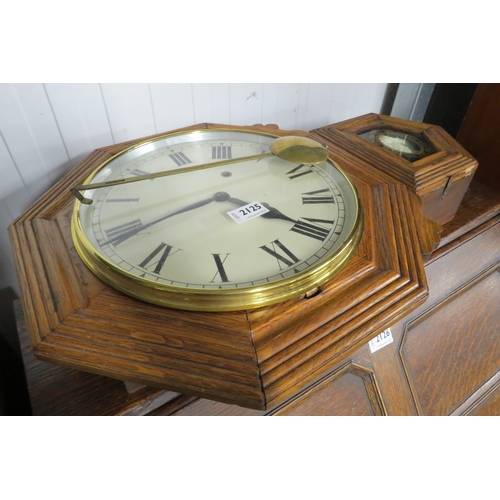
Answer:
104;196;217;246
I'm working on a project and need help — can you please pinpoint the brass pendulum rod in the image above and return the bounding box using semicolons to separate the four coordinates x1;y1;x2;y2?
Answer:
70;136;329;205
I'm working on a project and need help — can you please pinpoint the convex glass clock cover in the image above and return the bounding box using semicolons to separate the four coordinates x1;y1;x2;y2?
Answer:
71;129;362;311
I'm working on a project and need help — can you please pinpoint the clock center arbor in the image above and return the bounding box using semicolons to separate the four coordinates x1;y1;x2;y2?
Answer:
9;119;445;410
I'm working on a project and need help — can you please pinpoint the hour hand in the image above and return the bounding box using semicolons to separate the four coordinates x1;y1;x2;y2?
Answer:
261;203;295;223
227;197;295;223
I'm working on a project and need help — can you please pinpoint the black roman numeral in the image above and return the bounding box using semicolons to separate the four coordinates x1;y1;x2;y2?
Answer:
290;218;334;241
260;239;300;269
169;152;191;166
104;219;145;246
138;242;181;274
301;188;335;204
286;164;314;180
212;145;232;159
211;253;230;283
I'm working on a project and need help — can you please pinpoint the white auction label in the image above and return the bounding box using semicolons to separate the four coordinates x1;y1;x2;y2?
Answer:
369;328;394;353
227;201;269;224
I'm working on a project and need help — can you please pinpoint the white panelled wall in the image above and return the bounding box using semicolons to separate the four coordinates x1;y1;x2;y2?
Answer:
0;83;387;297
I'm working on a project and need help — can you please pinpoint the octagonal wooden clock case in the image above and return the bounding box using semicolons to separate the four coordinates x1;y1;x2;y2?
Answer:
9;119;444;411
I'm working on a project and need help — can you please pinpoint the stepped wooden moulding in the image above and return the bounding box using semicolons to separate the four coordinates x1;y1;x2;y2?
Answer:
313;113;478;225
9;122;442;410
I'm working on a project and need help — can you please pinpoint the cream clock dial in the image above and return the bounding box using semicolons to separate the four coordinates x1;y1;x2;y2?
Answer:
71;129;362;311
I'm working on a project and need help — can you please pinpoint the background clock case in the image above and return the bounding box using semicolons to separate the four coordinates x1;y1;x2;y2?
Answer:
9;121;442;410
315;113;478;225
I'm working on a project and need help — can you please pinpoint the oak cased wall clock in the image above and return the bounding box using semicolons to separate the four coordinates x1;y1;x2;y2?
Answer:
9;121;442;410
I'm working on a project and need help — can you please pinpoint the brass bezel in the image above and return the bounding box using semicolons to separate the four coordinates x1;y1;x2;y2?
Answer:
71;128;363;312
